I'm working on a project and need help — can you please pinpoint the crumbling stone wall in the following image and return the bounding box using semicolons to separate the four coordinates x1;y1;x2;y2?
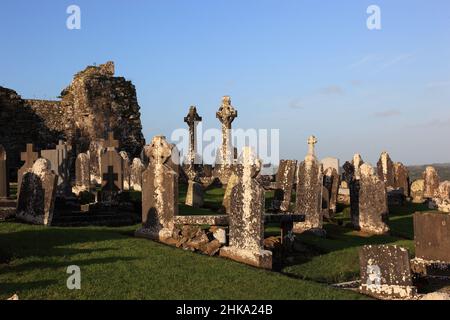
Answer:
60;61;145;157
0;61;145;176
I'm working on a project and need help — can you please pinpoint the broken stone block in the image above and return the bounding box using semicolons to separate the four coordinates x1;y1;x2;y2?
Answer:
135;136;178;241
211;227;227;244
294;136;324;234
359;245;417;299
423;166;440;199
411;179;425;203
16;158;58;226
185;180;204;208
357;164;390;235
130;157;145;191
220;147;272;269
273;160;297;212
377;151;395;188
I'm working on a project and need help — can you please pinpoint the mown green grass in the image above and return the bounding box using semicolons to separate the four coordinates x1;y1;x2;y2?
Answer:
281;203;430;284
0;222;366;300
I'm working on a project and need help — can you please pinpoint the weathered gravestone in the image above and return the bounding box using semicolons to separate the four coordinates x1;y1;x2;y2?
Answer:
423;166;440;199
41;140;71;195
0;145;9;199
16;158;58;226
185;180;204;208
214;96;238;185
294;136;324;235
73;153;90;195
343;161;361;228
352;153;364;180
323;167;339;215
100;132;123;202
357;164;390;235
130;158;145;191
414;212;450;263
222;172;239;214
359;245;417;299
411;179;425;203
120;151;131;190
377;151;395;188
273;160;297;212
431;181;450;212
89;139;105;185
220;147;272;269
135;136;178;241
183;106;202;179
394;162;410;197
17;144;39;195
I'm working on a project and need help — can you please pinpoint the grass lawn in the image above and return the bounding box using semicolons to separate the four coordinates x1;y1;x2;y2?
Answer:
0;186;432;300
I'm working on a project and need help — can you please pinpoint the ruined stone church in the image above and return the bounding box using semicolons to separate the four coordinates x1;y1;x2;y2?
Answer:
0;61;145;178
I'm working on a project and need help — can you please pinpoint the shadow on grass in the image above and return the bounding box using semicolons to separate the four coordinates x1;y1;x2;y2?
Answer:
0;280;57;297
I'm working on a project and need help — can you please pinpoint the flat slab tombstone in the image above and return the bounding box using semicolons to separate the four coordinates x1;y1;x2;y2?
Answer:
220;147;272;269
414;212;450;263
135;136;178;242
0;145;9;199
423;166;440;199
321;157;340;174
411;179;425;203
89;139;105;185
120;151;131;190
359;245;417;299
41;140;71;195
323;167;340;215
394;162;410;197
273;160;297;212
185;180;204;208
16;158;58;226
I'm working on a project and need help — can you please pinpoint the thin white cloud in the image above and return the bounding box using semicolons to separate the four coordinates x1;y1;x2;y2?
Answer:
348;55;377;69
372;109;402;118
318;85;344;96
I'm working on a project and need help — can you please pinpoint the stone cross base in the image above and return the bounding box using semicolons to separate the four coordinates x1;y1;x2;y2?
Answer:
219;246;272;270
359;284;417;300
135;226;173;242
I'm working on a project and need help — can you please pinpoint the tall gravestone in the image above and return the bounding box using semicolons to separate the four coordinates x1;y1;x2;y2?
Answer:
358;164;390;235
343;161;360;228
73;153;90;195
89;139;105;185
136;136;178;241
423;166;440;199
16;158;58;226
100;132;123;202
220;147;272;269
359;245;417;299
273;160;297;212
120;151;131;190
183;106;202;180
352;153;364;180
0;145;9;199
294;136;324;234
130;158;145;191
222;172;239;214
394;162;410;197
323;167;340;215
377;151;395;188
214;96;238;185
321;157;340;174
17;144;39;195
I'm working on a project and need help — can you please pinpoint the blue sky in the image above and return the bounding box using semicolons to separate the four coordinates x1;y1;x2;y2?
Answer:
1;0;450;165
